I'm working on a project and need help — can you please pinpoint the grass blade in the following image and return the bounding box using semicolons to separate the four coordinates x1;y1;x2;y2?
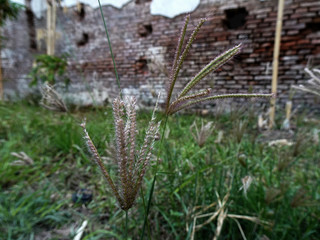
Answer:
97;0;122;98
140;175;156;240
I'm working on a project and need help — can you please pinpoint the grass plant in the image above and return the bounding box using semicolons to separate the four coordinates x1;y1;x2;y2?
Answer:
0;102;319;239
0;3;318;240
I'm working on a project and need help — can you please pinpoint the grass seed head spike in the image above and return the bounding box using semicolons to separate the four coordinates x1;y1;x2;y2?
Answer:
166;15;190;111
178;44;242;98
166;17;205;113
81;96;160;211
168;93;274;115
165;15;273;115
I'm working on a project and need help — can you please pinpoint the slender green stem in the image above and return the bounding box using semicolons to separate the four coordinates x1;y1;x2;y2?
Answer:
140;115;169;239
140;188;152;240
97;0;122;98
141;175;156;240
125;210;128;239
166;15;190;111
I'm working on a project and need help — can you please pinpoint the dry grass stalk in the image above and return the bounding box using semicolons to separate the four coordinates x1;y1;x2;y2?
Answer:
215;130;224;143
40;83;68;112
81;96;160;210
165;15;274;115
10;152;34;166
268;139;294;147
190;120;214;147
292;68;320;97
240;175;254;198
189;191;271;240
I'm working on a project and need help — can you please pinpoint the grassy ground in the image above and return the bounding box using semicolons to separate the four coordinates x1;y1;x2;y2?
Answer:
0;101;319;240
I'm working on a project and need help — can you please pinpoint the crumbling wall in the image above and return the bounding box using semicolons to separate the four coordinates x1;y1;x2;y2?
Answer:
2;0;320;109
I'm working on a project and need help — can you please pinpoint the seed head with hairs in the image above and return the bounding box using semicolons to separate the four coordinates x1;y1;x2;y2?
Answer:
81;96;160;210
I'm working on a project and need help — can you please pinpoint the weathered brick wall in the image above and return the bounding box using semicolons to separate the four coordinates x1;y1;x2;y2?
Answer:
2;0;320;110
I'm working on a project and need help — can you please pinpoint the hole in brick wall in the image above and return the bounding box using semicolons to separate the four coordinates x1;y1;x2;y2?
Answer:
306;18;320;31
76;3;85;21
223;7;248;30
77;33;89;47
138;24;153;37
25;6;37;50
135;0;152;4
134;57;148;74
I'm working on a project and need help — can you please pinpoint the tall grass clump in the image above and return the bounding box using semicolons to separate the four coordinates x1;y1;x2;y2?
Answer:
80;96;160;237
81;97;160;211
92;5;275;239
1;104;320;238
139;14;274;239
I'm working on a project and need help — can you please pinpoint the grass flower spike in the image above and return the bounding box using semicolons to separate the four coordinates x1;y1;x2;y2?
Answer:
165;15;274;115
81;96;160;210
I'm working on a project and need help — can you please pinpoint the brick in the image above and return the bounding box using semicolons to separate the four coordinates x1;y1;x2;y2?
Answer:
283;23;306;30
255;76;272;80
295;8;308;13
298;18;313;23
247;24;258;29
300;2;320;7
287;30;299;35
285;20;298;26
257;14;268;19
297;39;310;44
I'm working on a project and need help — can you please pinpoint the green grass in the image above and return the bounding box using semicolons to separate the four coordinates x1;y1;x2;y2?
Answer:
0;101;319;239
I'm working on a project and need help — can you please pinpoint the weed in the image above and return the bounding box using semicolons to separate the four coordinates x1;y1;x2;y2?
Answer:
0;103;320;239
81;96;160;211
190;120;214;147
29;54;70;87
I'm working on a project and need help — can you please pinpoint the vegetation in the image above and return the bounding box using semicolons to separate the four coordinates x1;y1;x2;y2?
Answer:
0;2;318;239
0;101;319;239
29;54;70;87
0;0;21;28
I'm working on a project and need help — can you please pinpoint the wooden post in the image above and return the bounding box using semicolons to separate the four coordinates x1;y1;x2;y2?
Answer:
46;0;56;55
47;0;51;55
52;0;56;54
269;0;285;128
77;0;81;12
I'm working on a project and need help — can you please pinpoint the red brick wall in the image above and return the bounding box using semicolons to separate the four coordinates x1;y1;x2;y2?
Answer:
3;0;320;109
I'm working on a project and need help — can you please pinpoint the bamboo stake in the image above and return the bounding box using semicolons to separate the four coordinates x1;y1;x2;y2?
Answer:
47;0;51;55
77;0;81;12
52;0;56;55
269;0;285;128
46;0;56;55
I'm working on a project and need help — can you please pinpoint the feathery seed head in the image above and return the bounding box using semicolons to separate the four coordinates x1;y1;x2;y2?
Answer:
165;16;273;115
40;83;68;112
81;96;160;211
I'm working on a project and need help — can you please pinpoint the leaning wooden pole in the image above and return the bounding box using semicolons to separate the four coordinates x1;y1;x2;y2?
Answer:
269;0;285;128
